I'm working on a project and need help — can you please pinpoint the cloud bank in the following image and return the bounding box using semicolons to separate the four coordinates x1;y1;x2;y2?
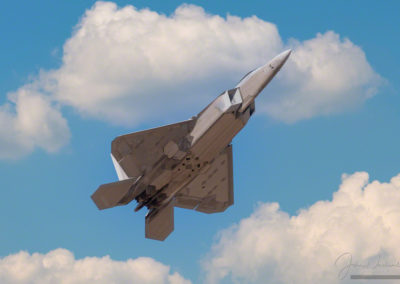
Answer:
2;173;400;284
1;2;382;158
204;172;400;284
0;248;190;284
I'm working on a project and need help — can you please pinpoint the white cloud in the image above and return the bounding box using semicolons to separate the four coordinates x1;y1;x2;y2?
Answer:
204;172;400;284
47;2;282;125
1;2;383;158
45;1;381;125
0;248;191;284
0;88;69;159
263;32;383;122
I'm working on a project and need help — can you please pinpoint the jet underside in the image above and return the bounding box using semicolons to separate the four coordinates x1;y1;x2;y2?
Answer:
91;49;291;241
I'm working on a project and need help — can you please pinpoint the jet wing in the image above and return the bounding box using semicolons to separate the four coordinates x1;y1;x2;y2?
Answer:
111;119;196;179
175;145;234;213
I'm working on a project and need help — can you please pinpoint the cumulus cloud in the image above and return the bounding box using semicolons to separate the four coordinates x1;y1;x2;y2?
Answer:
0;88;69;159
1;1;382;158
263;32;383;122
204;172;400;284
0;248;191;284
45;2;282;125
45;1;381;125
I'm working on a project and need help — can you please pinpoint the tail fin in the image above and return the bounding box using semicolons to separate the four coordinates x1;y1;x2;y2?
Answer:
91;177;138;210
145;201;174;241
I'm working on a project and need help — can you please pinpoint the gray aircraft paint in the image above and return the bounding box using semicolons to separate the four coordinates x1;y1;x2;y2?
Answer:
92;50;291;241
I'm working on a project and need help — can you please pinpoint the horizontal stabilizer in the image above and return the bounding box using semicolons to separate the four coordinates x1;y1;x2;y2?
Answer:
91;178;138;210
145;201;174;241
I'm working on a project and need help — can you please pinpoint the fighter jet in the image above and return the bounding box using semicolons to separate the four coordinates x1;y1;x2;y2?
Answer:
92;49;291;241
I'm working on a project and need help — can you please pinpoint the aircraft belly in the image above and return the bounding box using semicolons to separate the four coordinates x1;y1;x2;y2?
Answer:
191;112;245;162
92;50;292;241
134;112;246;209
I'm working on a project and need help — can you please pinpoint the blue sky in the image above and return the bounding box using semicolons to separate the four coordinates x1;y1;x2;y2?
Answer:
1;1;400;283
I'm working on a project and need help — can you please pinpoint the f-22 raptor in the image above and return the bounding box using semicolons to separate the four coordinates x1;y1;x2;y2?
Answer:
92;50;291;240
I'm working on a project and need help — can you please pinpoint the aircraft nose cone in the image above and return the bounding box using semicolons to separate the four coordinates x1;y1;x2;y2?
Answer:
268;49;292;71
236;49;292;112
